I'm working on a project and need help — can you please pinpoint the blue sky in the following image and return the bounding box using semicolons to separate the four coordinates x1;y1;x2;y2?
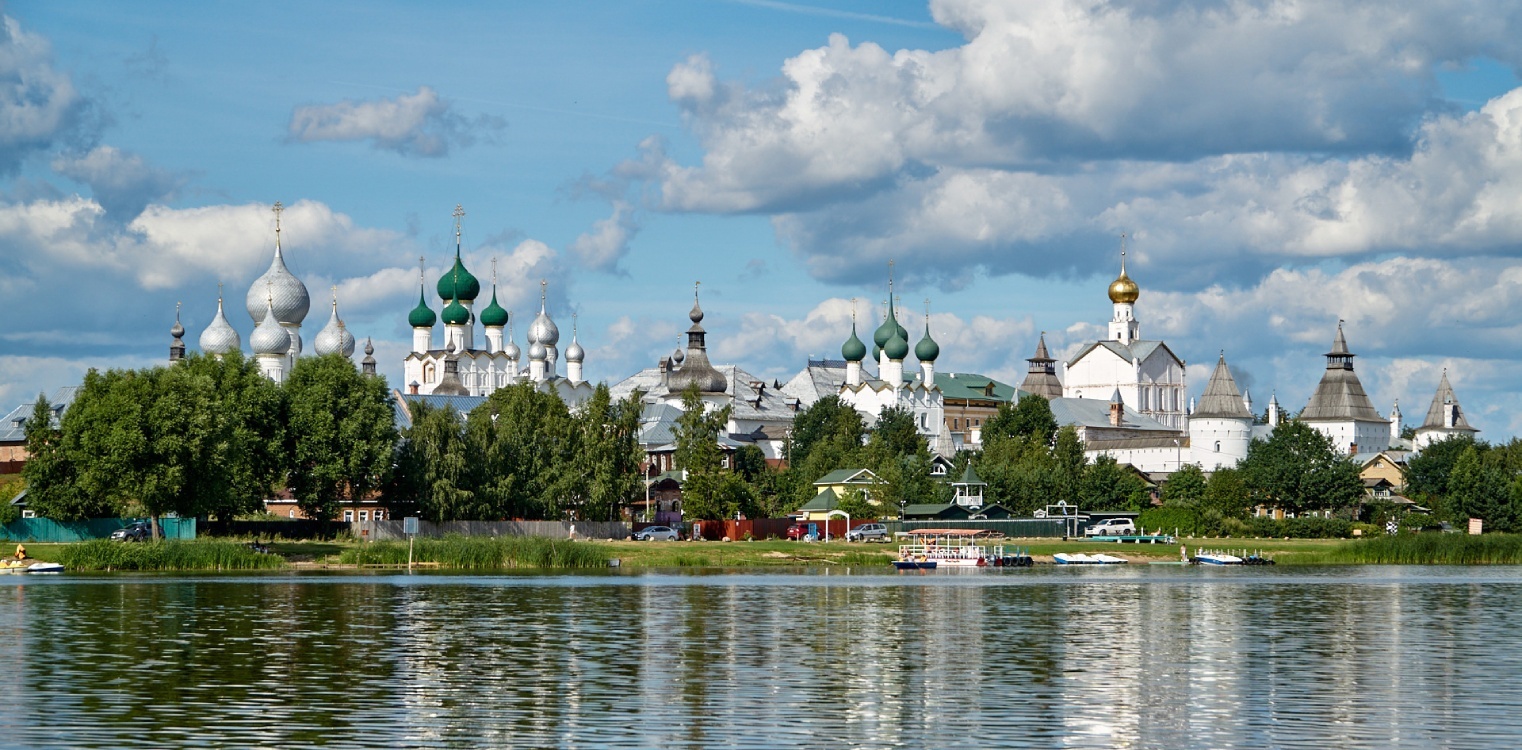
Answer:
4;0;1522;438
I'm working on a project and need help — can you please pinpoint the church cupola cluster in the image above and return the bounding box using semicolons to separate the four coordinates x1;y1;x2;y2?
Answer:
244;202;310;370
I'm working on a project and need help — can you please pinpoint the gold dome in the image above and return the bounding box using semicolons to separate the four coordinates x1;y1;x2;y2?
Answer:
1108;271;1139;304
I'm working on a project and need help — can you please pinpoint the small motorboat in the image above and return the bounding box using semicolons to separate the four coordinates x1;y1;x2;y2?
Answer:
0;561;63;574
1193;551;1244;565
1088;553;1129;564
893;559;938;570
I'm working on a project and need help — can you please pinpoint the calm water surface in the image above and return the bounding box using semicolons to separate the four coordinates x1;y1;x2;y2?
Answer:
2;565;1519;749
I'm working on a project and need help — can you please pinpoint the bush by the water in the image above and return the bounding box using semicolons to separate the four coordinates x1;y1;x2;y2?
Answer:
339;535;609;569
58;539;286;571
1138;509;1354;539
1297;532;1522;564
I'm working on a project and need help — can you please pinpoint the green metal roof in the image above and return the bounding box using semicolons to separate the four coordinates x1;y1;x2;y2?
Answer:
813;468;878;486
797;487;841;512
936;372;1019;402
954;465;986;486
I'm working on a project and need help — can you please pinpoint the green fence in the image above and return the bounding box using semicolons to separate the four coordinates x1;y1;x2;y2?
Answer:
0;517;197;542
883;518;1070;538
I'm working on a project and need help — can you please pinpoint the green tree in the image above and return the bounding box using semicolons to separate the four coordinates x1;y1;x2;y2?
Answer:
20;394;95;520
467;383;574;519
983;394;1058;449
1405;434;1480;501
1162;463;1207;507
786;395;864;467
284;355;397;521
1202;466;1250;519
165;353;287;521
733;444;767;483
387;400;475;522
1079;455;1149;511
1448;446;1514;531
1239;420;1362;516
555;385;645;521
673;383;735;520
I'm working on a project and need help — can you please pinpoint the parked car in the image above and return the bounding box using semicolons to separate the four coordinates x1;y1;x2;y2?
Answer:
634;525;679;541
786;523;821;541
110;521;152;542
1084;518;1137;537
846;523;889;543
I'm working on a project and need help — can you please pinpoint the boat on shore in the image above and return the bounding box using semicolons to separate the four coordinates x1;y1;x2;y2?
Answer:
1053;552;1128;565
1189;549;1276;566
0;560;64;574
894;529;1022;569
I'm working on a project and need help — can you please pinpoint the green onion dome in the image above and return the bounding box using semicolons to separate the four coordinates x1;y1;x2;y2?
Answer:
872;312;896;349
480;289;508;328
408;288;437;328
915;321;939;362
436;254;480;302
884;327;909;361
441;297;470;326
842;323;867;362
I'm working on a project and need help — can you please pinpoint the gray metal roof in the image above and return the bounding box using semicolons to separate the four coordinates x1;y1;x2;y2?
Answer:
1068;339;1181;368
780;361;847;407
0;386;81;443
610;364;797;428
392;391;487;431
1300;364;1385;423
1193;355;1252;419
1048;397;1175;432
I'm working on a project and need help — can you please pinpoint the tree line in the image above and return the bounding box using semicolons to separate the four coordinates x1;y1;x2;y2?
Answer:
23;352;394;536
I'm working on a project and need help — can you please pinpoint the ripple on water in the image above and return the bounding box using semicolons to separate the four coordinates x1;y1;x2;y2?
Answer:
2;567;1522;748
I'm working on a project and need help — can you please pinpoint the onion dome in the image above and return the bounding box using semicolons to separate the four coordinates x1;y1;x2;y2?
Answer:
504;316;521;360
200;292;241;354
250;299;291;356
672;345;685;365
245;202;310;325
441;297;470;326
362;338;375;362
914;319;939;362
480;289;508;328
528;280;559;346
170;310;185;340
314;294;349;356
1108;247;1140;304
435;205;480;302
884;325;909;361
565;315;585;363
842;320;867;362
667;283;727;394
409;287;436;328
528;340;547;362
336;322;356;358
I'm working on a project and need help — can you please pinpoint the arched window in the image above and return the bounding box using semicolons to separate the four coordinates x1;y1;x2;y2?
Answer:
1214;440;1221;452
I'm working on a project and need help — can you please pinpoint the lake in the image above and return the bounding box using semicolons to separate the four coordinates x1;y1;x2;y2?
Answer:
3;565;1520;748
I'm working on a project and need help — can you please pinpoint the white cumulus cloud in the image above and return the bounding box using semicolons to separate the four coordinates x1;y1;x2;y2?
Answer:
286;86;505;157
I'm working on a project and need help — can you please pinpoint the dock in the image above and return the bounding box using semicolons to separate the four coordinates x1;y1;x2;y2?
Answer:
1085;534;1176;544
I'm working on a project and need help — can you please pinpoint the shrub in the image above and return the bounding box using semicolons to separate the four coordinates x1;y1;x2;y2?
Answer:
338;535;610;569
58;539;286;571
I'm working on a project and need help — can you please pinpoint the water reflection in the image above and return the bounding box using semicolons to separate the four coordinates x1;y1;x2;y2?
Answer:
2;567;1521;748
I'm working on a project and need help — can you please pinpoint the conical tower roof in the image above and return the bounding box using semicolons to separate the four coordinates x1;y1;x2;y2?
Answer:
1420;370;1478;432
1020;332;1063;400
1193;353;1252;419
1301;323;1384;423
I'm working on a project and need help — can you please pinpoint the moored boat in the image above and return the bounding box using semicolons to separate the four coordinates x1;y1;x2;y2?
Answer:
1054;552;1128;564
1193;551;1245;565
894;529;1009;569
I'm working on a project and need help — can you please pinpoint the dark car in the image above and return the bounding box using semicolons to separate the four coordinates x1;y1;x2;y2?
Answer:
110;521;152;542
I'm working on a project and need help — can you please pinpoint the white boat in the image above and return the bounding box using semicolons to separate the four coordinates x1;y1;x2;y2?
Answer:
1054;552;1128;564
0;561;64;574
1194;551;1244;565
896;529;1006;569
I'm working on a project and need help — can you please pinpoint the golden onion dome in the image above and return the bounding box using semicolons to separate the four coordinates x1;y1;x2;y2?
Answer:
1108;270;1139;304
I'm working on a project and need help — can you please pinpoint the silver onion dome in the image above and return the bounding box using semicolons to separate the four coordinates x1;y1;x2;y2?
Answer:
336;323;356;358
528;340;547;361
250;301;291;356
245;206;310;325
199;295;241;354
528;280;559;346
313;301;345;356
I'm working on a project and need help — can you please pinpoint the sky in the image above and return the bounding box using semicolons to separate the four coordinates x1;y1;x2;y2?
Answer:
3;0;1522;437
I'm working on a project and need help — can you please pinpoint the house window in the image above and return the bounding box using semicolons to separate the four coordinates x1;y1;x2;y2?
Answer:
375;510;385;521
952;418;959;430
359;510;370;522
288;510;296;519
344;510;354;522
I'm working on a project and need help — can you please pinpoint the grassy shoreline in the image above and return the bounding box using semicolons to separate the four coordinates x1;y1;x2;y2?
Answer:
9;534;1522;571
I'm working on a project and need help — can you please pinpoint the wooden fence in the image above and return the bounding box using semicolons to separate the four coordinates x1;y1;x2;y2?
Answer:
354;519;631;541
